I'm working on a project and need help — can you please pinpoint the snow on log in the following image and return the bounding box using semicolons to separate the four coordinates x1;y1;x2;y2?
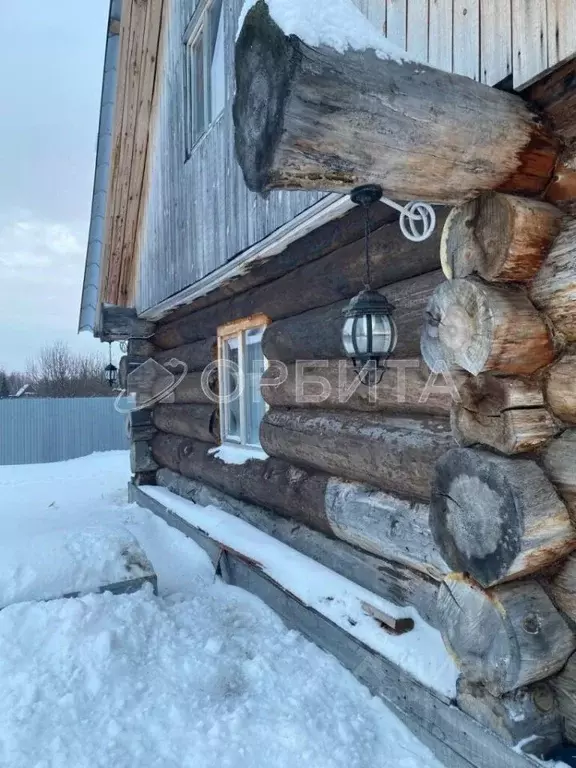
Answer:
456;679;561;753
153;404;219;444
262;270;444;364
542;430;576;519
261;359;459;416
437;574;575;695
430;448;575;587
233;1;558;203
421;277;555;375
451;374;559;454
530;219;576;341
546;353;576;424
441;194;563;282
260;408;454;500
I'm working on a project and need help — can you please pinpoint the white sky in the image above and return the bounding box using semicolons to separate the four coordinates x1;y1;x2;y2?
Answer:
0;0;110;371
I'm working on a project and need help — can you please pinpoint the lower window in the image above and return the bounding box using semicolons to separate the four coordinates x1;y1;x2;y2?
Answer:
217;316;268;448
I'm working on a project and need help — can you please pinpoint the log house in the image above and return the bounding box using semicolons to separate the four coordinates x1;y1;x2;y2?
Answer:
80;0;576;763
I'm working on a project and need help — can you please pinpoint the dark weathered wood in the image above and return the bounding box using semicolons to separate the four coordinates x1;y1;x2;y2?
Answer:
132;483;549;768
263;270;445;364
530;219;576;341
437;574;575;695
98;304;155;341
127;338;156;358
441;193;563;282
154;370;217;405
154;220;443;349
430;448;575;587
542;430;576;520
421;277;555;375
456;678;561;754
158;203;398;323
132;471;157;487
527;58;576;145
233;1;557;202
545;553;576;626
451;374;559;454
130;440;158;474
551;653;576;744
155;338;216;372
153;404;219;444
260;408;454;500
261;358;460;416
127;408;157;442
546;352;576;424
546;147;576;216
155;467;441;626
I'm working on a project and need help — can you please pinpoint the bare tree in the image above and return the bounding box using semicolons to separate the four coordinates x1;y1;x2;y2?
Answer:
26;342;112;398
0;371;9;398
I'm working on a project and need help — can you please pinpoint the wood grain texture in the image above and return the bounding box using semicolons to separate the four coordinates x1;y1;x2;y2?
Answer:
546;353;576;424
512;0;548;89
263;270;444;364
430;448;575;587
551;652;576;744
421;277;555;376
438;574;575;695
440;194;564;282
527;58;576;144
155;467;441;626
153;219;443;349
155;338;216;372
153;403;219;443
530;219;576;341
234;1;557;202
453;0;479;81
260;408;454;500
545;553;576;627
542;430;576;520
480;0;512;85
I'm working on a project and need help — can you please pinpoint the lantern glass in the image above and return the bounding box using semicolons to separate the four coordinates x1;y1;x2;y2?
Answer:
105;363;118;388
342;314;397;358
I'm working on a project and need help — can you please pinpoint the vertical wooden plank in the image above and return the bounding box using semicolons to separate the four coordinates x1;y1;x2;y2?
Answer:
428;0;453;71
453;0;480;79
547;0;576;71
512;0;548;89
480;0;512;85
407;0;429;61
385;0;408;49
351;0;388;31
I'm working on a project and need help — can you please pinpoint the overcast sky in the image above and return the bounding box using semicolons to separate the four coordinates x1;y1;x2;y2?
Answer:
0;0;110;371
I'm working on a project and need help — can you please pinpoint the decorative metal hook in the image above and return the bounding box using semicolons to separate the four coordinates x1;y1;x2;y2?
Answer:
379;196;436;243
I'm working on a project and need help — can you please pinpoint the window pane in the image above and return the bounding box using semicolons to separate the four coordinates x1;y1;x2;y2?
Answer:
191;32;205;141
209;0;225;120
224;338;240;442
245;328;266;446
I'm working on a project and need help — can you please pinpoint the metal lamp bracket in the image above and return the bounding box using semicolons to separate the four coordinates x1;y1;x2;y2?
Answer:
380;197;436;243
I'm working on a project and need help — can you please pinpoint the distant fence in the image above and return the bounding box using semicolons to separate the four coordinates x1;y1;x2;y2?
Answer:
0;397;129;465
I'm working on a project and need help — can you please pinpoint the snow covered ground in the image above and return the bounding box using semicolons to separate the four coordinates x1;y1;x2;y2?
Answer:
0;451;447;767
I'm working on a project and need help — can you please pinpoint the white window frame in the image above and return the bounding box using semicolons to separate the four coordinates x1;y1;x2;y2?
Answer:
184;0;225;156
217;315;269;448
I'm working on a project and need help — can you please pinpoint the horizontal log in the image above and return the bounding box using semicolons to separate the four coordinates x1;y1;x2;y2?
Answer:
437;574;575;695
530;219;576;341
153;404;219;444
260;408;454;500
451;374;559;454
421;277;555;375
154;218;444;349
542;431;576;520
261;358;459;416
546;353;576;424
127;409;157;442
456;679;561;753
430;448;575;587
154;371;217;405
130;441;158;474
156;467;441;626
155;338;216;372
234;1;557;202
98;304;154;341
127;338;156;358
263;270;445;364
441;193;563;282
551;652;576;744
545;553;576;627
151;433;447;577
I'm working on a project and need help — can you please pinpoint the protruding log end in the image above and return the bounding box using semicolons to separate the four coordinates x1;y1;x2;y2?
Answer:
421;278;554;376
438;574;575;695
233;0;301;194
430;448;574;587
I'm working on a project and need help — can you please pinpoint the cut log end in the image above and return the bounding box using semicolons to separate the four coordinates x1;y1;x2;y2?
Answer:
430;448;574;587
438;574;575;695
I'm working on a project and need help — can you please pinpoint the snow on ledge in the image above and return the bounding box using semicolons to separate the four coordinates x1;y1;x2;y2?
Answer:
209;444;267;465
238;0;415;64
141;485;458;699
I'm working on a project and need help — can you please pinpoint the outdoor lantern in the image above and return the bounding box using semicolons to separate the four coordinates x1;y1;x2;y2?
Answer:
342;185;398;385
104;342;118;389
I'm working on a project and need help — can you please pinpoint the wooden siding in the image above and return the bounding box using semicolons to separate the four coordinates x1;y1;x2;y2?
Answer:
135;0;575;314
136;0;322;313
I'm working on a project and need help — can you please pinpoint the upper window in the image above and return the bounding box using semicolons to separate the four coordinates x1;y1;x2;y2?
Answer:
185;0;225;153
217;316;268;449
